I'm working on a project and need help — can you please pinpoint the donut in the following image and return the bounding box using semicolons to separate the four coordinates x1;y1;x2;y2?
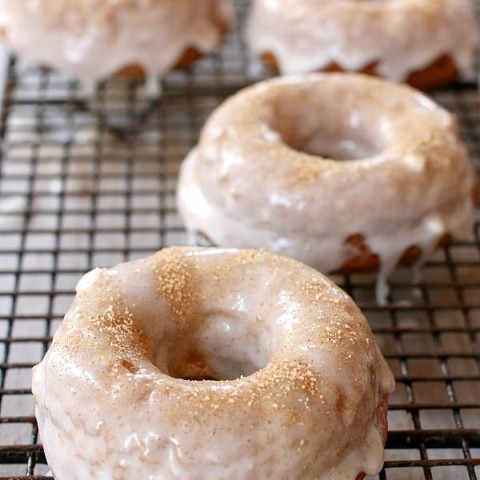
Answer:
0;0;233;82
177;74;476;293
245;0;478;89
32;247;394;480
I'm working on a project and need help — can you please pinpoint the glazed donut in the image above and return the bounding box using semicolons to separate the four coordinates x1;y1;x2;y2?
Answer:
245;0;478;89
32;247;394;480
0;0;233;82
177;74;476;294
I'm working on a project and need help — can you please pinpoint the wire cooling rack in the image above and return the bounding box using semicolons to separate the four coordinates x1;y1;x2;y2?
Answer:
0;2;479;479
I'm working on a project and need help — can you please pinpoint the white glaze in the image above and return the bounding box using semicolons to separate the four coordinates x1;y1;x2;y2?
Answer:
0;0;234;81
177;74;476;294
32;247;394;480
245;0;478;81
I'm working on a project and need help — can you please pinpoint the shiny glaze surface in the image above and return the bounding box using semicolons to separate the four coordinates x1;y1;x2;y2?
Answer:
0;0;233;80
246;0;478;81
33;247;394;480
177;74;476;297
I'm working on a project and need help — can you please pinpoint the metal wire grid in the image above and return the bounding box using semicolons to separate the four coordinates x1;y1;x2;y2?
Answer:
0;2;479;479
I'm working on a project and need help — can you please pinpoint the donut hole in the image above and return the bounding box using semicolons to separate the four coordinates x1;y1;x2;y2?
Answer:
156;313;272;382
283;130;379;160
270;87;385;161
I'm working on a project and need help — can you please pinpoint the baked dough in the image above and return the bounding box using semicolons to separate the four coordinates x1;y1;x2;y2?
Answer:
177;74;476;299
32;247;394;480
0;0;233;81
246;0;478;89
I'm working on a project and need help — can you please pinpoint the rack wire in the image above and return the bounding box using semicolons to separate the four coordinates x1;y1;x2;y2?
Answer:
0;1;479;478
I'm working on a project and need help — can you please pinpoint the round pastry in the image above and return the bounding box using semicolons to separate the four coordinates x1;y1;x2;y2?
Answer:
32;247;394;480
0;0;233;81
177;74;476;288
245;0;478;89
